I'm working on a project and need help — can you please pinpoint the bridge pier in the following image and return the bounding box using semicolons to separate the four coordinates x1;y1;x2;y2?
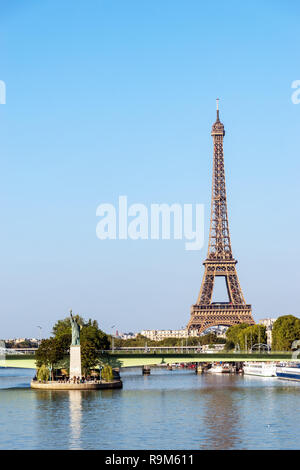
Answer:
235;362;244;374
142;366;151;375
195;362;211;374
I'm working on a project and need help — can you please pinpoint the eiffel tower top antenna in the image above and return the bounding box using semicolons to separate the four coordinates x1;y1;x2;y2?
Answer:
216;98;219;121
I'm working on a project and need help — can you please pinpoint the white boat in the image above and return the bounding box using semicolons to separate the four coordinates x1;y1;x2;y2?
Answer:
276;364;300;381
243;362;276;377
207;363;231;374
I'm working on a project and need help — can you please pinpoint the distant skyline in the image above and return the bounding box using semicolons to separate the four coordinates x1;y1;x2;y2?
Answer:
1;0;300;337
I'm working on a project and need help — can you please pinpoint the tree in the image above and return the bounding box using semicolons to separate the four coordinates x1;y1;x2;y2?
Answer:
113;334;149;348
225;323;249;350
35;338;65;380
224;323;267;351
37;364;50;382
81;340;99;376
272;315;300;351
102;365;114;382
200;333;220;346
80;319;110;351
79;320;110;375
224;340;235;351
236;325;266;350
56;332;73;353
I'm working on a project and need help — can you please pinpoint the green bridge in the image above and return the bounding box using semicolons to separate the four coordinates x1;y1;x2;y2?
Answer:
0;351;297;370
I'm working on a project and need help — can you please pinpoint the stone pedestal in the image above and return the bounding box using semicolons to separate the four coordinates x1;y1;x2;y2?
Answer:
70;345;82;379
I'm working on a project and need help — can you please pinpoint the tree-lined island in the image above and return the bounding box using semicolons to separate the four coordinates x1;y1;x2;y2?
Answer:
32;312;122;390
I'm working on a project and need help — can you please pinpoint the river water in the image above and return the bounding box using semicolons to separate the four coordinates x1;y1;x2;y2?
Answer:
0;367;299;450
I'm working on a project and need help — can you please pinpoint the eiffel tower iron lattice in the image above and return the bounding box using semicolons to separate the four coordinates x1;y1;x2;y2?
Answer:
187;100;254;335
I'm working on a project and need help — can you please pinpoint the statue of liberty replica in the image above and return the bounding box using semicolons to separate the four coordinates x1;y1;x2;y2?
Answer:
70;311;80;346
69;309;82;378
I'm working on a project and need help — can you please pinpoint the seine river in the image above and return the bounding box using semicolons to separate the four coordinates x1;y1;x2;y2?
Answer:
0;367;300;450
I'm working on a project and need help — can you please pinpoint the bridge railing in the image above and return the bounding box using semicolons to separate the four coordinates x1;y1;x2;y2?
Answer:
2;347;295;358
0;348;38;355
101;347;293;356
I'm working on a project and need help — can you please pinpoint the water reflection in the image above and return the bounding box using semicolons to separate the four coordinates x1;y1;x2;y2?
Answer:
33;391;68;449
69;391;82;449
198;375;242;449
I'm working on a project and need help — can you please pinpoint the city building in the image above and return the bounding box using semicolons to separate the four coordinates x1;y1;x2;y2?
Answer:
258;318;277;347
204;326;228;338
119;332;137;340
4;338;39;348
140;329;198;341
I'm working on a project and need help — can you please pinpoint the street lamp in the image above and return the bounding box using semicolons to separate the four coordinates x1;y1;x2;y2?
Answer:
181;326;188;349
37;326;42;346
111;325;115;353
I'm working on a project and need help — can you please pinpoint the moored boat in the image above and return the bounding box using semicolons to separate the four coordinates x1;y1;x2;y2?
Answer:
243;362;276;377
207;363;231;374
276;363;300;381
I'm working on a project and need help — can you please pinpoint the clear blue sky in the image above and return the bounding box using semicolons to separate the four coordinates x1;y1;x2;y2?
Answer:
1;0;300;338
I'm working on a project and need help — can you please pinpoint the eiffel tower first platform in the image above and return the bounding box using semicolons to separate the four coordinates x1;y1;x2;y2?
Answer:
187;100;254;335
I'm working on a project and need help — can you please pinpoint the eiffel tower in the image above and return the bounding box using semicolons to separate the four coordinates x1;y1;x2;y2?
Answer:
187;100;254;335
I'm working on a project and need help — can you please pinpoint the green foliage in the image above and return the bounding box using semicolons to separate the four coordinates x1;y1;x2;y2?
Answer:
225;323;266;351
102;365;114;382
36;338;65;374
224;340;235;351
272;315;300;351
81;340;99;376
200;333;225;345
81;319;110;350
37;364;49;382
113;334;147;348
237;324;266;350
57;333;72;353
225;323;249;348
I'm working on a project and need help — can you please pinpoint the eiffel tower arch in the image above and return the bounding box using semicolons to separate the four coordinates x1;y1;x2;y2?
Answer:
187;100;255;335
